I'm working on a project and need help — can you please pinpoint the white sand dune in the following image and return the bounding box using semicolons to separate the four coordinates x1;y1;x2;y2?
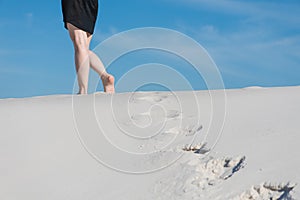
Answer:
0;86;299;199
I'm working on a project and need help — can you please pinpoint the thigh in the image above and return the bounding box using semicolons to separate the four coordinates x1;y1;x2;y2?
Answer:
67;23;90;49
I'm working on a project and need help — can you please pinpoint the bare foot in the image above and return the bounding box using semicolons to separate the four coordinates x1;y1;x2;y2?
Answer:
101;73;115;93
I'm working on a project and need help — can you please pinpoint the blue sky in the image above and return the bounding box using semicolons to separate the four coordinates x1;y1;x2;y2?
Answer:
0;0;299;98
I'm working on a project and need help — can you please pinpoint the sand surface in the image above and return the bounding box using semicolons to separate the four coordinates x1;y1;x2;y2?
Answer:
0;86;299;199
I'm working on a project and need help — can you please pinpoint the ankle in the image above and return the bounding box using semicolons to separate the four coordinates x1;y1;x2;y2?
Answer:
78;87;88;95
100;72;110;79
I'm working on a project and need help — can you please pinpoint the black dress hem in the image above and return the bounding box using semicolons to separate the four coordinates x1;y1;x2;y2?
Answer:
64;20;95;35
62;0;98;35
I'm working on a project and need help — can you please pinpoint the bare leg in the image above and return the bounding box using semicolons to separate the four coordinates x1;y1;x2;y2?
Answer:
67;23;90;94
87;36;115;93
88;50;106;75
67;23;115;94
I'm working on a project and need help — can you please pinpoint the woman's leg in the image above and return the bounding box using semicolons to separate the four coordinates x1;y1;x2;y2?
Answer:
67;23;90;95
87;35;115;93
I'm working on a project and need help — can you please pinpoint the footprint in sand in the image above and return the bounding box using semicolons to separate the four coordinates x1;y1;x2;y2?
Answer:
232;182;296;200
150;124;203;149
148;124;203;149
164;124;203;136
129;92;170;104
186;156;246;190
152;155;246;199
182;142;210;154
131;109;181;122
126;109;181;128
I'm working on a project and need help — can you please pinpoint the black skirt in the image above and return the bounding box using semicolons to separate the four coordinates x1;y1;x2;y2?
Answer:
62;0;98;34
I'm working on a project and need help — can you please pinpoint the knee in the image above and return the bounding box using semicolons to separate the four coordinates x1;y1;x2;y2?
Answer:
73;42;88;54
